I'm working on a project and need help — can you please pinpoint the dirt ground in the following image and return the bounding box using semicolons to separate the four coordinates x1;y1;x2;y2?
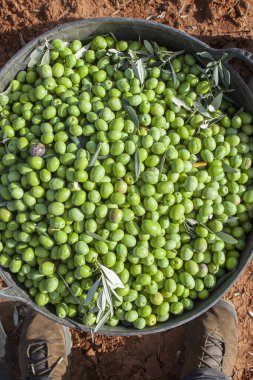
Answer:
0;0;253;379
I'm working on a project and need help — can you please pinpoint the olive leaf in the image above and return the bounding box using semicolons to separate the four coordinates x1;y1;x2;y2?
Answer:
196;51;215;60
184;219;197;237
199;121;209;130
0;135;10;144
196;52;231;89
45;38;53;49
172;97;191;111
225;216;238;223
43;153;55;159
157;49;184;62
151;41;160;54
86;231;110;243
199;222;238;244
169;60;177;85
213;65;219;87
143;40;154;55
128;49;137;60
131;59;145;85
100;290;107;312
161;68;171;75
0;112;7;119
109;287;122;301
87;143;101;168
75;42;92;59
159;150;167;173
0;83;12;96
186;219;238;245
149;47;184;83
122;99;139;130
221;65;231;86
108;48;120;55
38;226;60;245
215;231;238;244
92;264;124;332
101;275;114;316
58;274;85;306
28;43;47;67
94;309;111;333
134;147;141;181
40;49;50;65
199;114;224;130
194;101;212;118
70;135;82;148
84;278;101;306
96;308;103;325
109;32;117;41
98;264;124;289
96;290;105;312
34;224;50;238
211;92;223;110
222;162;238;173
89;306;100;314
185;218;198;226
114;57;128;70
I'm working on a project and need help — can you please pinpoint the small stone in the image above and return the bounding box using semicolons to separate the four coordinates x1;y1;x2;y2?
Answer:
30;143;46;157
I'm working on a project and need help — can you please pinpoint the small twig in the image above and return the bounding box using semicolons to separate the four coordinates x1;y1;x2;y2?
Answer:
146;11;165;20
179;3;185;14
19;33;26;47
156;11;166;19
186;25;197;31
179;4;189;19
111;0;133;15
59;8;69;19
225;28;250;34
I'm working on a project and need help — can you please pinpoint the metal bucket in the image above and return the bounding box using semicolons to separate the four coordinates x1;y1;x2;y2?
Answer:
0;18;253;336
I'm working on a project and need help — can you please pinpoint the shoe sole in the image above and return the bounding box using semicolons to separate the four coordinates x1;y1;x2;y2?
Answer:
216;299;238;324
22;309;73;356
62;325;72;356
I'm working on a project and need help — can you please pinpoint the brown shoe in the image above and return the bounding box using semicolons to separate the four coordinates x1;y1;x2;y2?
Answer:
181;300;238;378
19;312;72;380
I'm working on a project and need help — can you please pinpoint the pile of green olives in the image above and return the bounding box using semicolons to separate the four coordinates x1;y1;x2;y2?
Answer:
0;35;252;330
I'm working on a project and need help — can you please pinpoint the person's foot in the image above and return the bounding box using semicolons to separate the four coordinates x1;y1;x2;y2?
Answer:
180;300;238;378
19;312;72;380
0;320;12;380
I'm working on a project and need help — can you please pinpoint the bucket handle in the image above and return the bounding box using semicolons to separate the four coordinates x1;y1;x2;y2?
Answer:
218;48;253;69
0;282;31;304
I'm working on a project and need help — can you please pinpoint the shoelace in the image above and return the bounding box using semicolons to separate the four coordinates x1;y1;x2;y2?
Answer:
197;334;226;370
28;341;63;377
